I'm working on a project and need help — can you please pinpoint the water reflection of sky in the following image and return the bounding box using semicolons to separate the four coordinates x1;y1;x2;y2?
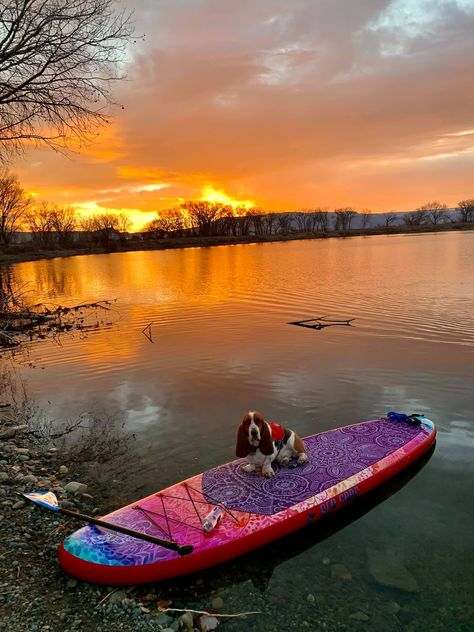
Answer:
2;231;473;630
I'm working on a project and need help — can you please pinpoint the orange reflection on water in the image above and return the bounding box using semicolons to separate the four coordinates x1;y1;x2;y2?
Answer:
10;233;474;377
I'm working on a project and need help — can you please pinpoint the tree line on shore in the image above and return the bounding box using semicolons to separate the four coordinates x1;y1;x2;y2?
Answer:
0;172;132;247
144;200;474;238
0;171;473;249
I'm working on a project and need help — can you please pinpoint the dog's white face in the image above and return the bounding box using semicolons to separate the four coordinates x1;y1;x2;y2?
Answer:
246;411;264;447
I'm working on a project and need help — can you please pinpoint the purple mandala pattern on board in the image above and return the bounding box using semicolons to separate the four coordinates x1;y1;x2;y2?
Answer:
202;419;421;515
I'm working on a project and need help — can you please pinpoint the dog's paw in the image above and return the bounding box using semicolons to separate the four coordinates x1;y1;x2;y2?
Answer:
297;453;308;465
277;456;290;467
242;463;256;473
262;466;275;478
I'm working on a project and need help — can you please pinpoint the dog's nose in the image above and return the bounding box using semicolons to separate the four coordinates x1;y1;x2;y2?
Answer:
251;428;258;436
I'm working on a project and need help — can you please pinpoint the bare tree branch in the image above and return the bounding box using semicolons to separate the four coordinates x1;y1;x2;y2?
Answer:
0;0;135;159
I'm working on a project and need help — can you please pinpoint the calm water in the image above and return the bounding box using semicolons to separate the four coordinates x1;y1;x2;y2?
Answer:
2;232;474;630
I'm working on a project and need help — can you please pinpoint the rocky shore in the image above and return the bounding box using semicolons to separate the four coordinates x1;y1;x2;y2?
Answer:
0;422;237;632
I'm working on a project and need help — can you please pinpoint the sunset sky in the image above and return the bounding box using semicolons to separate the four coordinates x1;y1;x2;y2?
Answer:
15;0;474;230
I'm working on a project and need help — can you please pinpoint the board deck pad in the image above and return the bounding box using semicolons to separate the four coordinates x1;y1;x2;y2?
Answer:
202;418;421;515
60;416;436;584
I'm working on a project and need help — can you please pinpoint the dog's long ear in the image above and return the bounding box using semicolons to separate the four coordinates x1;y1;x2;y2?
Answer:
259;422;274;456
236;424;250;458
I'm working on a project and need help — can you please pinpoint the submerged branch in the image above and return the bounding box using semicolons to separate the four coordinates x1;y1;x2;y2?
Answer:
0;295;117;352
289;316;355;331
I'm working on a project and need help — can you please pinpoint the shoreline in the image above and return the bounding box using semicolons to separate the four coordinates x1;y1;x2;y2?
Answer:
1;222;473;266
0;419;235;632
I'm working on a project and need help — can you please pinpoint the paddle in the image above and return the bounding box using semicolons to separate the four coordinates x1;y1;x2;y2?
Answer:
23;491;194;556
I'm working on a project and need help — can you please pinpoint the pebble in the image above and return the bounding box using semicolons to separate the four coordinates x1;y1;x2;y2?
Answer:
0;429;17;440
306;594;316;604
330;563;352;581
367;548;419;592
180;611;194;631
60;500;76;510
108;590;128;605
12;500;26;510
64;481;88;495
384;601;401;615
14;448;30;455
23;474;38;484
199;615;220;631
322;557;331;565
0;472;9;482
58;465;69;475
67;578;78;588
349;611;370;621
211;596;224;609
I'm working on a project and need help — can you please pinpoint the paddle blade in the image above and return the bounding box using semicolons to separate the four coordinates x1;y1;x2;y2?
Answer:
23;491;59;511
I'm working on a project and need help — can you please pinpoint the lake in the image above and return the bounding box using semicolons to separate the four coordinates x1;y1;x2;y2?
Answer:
2;231;474;630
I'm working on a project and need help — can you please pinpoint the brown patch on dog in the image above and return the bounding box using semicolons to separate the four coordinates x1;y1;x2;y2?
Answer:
294;433;306;455
258;419;274;455
236;417;251;458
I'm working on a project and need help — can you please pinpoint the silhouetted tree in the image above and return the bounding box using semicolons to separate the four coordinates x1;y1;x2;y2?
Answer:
154;209;189;236
26;202;55;247
0;171;30;244
417;201;448;225
116;213;131;242
383;212;398;227
312;209;330;232
334;208;357;231
80;213;119;245
182;201;229;236
403;210;428;226
248;207;265;235
360;211;371;230
0;0;134;159
26;202;77;247
264;213;278;235
50;206;77;245
295;212;309;233
277;213;291;234
457;199;474;223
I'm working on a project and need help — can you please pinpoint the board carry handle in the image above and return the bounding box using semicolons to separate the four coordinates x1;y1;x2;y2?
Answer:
23;492;194;556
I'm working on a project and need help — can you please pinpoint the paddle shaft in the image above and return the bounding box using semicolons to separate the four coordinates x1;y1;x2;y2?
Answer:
58;507;194;556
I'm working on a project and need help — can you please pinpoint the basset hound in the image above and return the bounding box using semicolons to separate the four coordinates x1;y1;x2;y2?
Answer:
236;411;308;478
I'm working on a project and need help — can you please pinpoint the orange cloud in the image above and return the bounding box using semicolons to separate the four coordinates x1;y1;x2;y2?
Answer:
13;0;474;227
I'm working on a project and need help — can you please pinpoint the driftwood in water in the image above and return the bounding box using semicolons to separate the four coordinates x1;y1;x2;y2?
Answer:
0;300;115;350
288;315;355;330
141;322;154;343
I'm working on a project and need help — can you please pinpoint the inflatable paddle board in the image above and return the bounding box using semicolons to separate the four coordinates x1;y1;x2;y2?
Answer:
59;414;436;585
